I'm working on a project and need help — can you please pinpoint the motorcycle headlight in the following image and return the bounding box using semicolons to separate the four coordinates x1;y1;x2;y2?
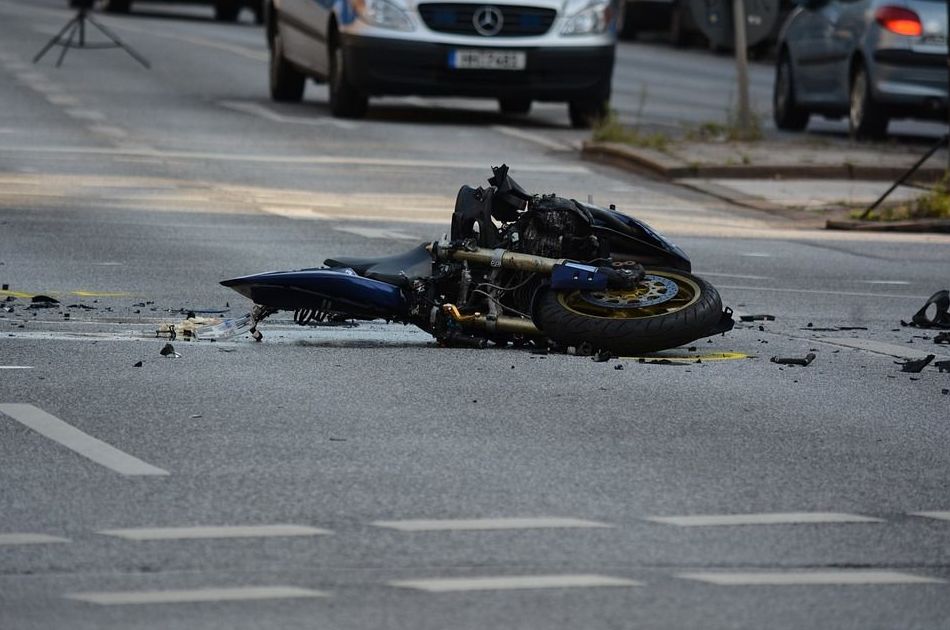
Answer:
560;0;611;35
352;0;414;31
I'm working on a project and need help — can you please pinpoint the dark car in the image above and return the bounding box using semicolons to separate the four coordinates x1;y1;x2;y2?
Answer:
97;0;262;23
774;0;948;138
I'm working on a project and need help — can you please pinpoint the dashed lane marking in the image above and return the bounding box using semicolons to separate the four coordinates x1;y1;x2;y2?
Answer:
694;272;772;281
372;517;612;532
0;366;33;370
219;100;357;129
911;512;950;521
334;226;420;241
390;574;640;592
65;586;328;605
0;533;69;545
491;125;573;151
739;252;772;258
646;512;883;527
677;570;944;586
98;525;331;540
0;404;168;476
860;280;911;285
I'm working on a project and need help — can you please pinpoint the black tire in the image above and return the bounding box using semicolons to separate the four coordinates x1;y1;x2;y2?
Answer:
328;35;368;119
103;0;131;13
617;1;637;40
499;97;532;115
773;52;809;131
568;98;608;129
849;64;888;140
215;0;241;22
534;268;725;355
269;31;305;102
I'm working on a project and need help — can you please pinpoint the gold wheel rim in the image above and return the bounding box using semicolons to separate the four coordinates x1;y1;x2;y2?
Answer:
558;270;702;320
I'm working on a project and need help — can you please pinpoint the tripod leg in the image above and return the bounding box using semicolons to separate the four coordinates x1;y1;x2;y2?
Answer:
86;15;151;69
33;16;79;64
55;21;80;68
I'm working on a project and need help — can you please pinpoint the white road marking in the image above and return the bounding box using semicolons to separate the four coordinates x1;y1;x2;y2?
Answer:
0;366;33;370
0;533;69;545
98;524;331;540
334;227;419;241
258;206;329;220
65;109;106;122
491;125;573;151
739;252;772;258
817;338;950;361
65;586;328;605
677;570;944;586
0;145;591;174
46;94;80;106
860;280;911;285
0;404;169;476
219;100;357;129
910;511;950;521
646;512;883;527
694;272;772;280
372;517;613;531
718;285;931;300
390;574;640;592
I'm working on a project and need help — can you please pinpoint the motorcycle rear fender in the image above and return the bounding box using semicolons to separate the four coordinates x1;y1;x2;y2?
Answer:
220;268;407;318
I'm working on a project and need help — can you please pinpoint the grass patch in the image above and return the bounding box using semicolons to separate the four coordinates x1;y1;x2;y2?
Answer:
592;111;669;152
853;176;950;221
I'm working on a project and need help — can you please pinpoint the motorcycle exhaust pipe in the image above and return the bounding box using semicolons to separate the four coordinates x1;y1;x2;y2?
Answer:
442;304;541;336
429;243;564;274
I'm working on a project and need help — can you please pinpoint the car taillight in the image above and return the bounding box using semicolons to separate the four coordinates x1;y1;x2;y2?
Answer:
875;6;923;36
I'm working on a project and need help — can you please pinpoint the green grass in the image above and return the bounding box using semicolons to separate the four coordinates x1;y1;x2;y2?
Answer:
592;112;669;152
853;176;950;221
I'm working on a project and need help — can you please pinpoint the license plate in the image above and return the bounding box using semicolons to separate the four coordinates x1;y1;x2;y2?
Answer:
449;49;526;70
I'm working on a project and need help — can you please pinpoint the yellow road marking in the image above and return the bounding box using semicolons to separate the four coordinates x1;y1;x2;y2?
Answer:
1;290;131;299
627;352;751;362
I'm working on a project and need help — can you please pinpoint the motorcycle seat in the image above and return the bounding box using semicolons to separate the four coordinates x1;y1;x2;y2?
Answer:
324;243;433;288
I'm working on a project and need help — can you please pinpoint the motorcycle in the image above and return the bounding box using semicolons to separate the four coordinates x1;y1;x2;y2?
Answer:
221;165;734;354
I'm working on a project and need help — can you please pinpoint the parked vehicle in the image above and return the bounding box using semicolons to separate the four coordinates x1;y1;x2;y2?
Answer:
265;0;617;127
774;0;948;138
100;0;262;23
222;166;734;354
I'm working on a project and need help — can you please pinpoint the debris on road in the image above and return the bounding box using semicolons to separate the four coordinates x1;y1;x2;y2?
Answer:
614;364;624;370
935;332;950;345
159;343;181;358
28;295;59;309
897;354;935;373
770;353;816;367
902;290;950;329
934;360;950;373
133;361;143;367
157;313;252;341
67;303;96;310
638;358;687;366
740;314;775;322
592;350;614;362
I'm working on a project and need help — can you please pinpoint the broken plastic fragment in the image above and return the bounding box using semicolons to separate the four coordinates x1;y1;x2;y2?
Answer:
934;360;950;373
159;343;181;358
740;314;775;322
770;353;816;367
157;314;252;342
28;295;59;309
896;354;935;373
908;290;950;329
935;332;950;345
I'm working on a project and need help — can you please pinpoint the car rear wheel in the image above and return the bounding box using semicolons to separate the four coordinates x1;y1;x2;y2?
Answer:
328;36;368;119
499;98;531;115
849;64;888;140
773;52;809;131
269;31;305;103
103;0;131;13
214;0;240;21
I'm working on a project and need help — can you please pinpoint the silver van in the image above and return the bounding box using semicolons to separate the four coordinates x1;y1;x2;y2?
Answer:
265;0;618;127
774;0;948;138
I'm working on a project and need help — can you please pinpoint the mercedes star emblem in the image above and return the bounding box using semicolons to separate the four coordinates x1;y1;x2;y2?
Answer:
472;6;504;37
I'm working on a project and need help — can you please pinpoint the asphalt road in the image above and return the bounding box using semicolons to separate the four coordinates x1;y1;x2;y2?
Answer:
2;2;950;629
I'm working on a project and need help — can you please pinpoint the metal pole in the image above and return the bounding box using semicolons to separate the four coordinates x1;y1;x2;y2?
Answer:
946;0;949;172
732;0;751;137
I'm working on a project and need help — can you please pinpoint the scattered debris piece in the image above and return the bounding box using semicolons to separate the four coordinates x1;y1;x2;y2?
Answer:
638;358;686;366
190;414;202;419
770;353;816;367
614;364;624;370
3;296;15;302
159;343;181;358
157;314;252;341
28;295;59;309
943;388;949;395
133;361;143;367
67;304;96;310
838;326;868;331
935;360;950;373
896;355;935;373
329;437;347;442
903;290;950;329
740;314;775;322
1;284;7;290
592;350;613;363
935;332;950;345
688;347;696;351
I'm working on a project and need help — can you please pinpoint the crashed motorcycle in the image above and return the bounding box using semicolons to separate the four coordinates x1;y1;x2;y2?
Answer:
222;166;733;354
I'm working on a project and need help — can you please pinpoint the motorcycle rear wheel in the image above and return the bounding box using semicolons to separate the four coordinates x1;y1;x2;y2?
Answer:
534;268;724;354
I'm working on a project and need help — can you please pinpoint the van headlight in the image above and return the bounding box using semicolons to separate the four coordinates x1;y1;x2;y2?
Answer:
352;0;414;31
561;0;612;35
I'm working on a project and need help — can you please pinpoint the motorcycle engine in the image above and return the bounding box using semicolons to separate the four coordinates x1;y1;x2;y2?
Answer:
517;195;602;261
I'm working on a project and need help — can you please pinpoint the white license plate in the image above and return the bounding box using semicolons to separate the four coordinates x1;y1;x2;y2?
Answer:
449;50;526;70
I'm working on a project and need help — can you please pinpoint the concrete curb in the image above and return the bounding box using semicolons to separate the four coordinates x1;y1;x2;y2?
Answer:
581;141;947;182
826;219;950;233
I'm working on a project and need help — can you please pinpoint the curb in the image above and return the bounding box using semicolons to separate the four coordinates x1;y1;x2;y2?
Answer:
581;141;947;182
826;219;950;232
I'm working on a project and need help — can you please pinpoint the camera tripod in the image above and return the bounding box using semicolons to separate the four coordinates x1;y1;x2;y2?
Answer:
33;5;150;68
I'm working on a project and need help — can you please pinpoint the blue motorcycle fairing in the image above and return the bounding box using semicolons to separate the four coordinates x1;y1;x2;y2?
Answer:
220;267;407;318
579;202;691;271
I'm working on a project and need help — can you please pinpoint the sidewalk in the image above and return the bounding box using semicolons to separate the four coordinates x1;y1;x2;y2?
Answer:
582;136;950;232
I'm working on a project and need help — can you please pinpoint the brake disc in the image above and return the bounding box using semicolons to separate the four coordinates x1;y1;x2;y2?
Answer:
579;274;679;309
